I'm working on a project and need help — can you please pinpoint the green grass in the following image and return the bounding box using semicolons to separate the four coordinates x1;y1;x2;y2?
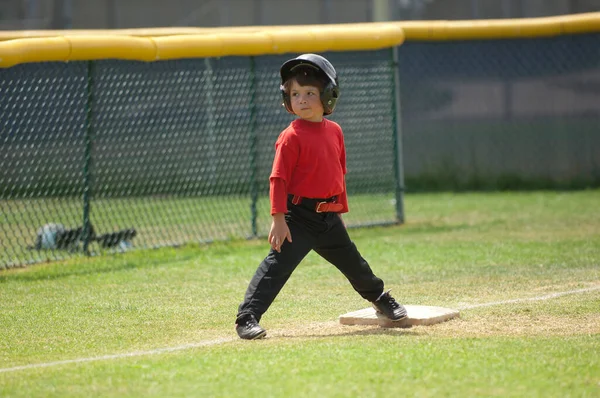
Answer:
0;190;599;397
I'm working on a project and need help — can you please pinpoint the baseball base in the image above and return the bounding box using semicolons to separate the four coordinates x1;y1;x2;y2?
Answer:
339;305;459;328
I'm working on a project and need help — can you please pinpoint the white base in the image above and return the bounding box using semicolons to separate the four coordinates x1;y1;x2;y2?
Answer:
339;305;460;328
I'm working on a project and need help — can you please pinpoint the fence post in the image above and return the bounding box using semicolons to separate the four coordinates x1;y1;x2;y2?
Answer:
391;46;405;224
249;56;259;237
204;58;218;188
82;60;96;254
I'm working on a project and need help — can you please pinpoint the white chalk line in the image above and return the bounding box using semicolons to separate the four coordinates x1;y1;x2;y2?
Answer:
457;285;600;310
1;285;598;374
0;338;235;374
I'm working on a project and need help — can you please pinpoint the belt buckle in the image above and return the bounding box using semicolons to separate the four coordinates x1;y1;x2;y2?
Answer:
315;201;327;213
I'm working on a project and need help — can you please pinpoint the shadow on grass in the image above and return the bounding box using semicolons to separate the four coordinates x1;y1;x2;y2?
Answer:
336;326;422;337
272;325;424;340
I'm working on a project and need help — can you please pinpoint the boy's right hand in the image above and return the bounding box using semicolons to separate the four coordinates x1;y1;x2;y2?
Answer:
268;213;292;253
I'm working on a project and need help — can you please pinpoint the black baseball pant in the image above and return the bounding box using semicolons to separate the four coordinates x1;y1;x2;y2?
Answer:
236;195;385;324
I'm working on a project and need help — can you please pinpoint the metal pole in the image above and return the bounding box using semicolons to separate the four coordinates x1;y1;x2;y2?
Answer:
372;0;391;21
204;58;217;190
83;61;96;255
391;46;405;224
249;57;259;238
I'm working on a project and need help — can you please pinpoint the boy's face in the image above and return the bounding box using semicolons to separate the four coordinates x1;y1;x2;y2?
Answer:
289;79;324;122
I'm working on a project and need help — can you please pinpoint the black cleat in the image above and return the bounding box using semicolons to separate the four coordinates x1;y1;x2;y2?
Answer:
372;290;408;321
235;315;267;340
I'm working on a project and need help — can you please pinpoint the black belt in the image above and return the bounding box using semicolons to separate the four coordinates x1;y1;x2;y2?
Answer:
288;194;343;213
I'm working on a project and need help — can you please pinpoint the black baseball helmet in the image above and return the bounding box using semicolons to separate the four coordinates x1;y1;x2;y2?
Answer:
279;53;340;115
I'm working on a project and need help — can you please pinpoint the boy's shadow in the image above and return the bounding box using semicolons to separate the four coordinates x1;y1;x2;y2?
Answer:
271;325;423;340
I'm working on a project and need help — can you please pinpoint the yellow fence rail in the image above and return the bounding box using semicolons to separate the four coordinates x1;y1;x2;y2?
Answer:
0;25;404;68
0;12;599;68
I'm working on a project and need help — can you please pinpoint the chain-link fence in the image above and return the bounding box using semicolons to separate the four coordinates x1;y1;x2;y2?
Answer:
0;50;400;269
2;30;599;269
398;33;600;191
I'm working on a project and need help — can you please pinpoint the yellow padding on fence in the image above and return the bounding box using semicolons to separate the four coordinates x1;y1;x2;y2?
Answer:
154;25;404;59
0;12;598;42
0;35;158;67
0;12;599;67
399;12;600;40
0;25;404;68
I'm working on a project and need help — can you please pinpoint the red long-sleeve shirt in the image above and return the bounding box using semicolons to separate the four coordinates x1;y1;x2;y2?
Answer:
269;118;349;215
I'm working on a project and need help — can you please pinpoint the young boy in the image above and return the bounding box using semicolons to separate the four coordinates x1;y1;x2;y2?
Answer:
235;53;407;340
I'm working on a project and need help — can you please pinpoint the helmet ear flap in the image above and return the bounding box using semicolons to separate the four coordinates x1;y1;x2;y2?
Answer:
321;81;340;115
280;85;294;114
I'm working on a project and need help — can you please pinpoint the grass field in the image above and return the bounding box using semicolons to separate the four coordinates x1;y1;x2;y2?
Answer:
1;190;599;397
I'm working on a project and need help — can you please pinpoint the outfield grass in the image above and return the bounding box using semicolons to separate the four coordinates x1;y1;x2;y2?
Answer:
0;190;599;397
